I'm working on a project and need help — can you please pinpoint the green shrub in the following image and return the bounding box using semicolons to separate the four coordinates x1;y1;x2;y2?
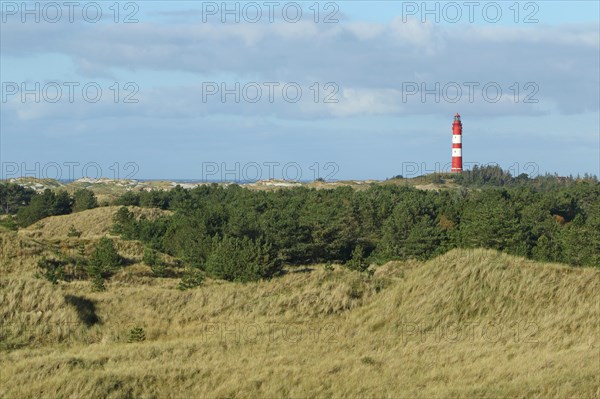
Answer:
36;257;65;284
87;237;121;290
127;326;146;343
67;225;82;237
0;216;18;231
90;274;106;292
111;207;135;236
15;189;73;227
205;236;281;282
77;241;86;258
0;182;35;214
72;189;98;212
143;247;168;277
115;191;140;206
143;247;158;266
178;267;204;290
345;245;369;273
88;237;121;275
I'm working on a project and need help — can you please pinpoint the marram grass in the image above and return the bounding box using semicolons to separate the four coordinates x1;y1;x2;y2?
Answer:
0;216;598;398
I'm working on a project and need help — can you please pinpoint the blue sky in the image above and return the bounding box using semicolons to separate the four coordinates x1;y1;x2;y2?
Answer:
1;1;599;180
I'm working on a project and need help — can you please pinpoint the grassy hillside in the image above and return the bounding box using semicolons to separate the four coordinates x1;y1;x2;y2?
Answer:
0;210;598;398
0;207;170;278
19;206;170;240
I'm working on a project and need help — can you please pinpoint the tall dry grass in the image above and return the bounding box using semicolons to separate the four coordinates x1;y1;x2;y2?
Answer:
1;233;598;398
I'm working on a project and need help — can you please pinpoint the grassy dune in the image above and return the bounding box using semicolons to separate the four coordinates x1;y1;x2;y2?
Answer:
0;210;599;398
19;206;171;240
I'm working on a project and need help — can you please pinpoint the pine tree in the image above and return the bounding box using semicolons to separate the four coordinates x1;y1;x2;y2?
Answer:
87;237;121;290
128;326;146;342
72;189;98;212
345;245;369;272
178;267;204;290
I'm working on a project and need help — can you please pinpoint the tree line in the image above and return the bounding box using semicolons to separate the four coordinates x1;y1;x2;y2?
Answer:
0;186;98;228
2;167;599;285
110;175;599;282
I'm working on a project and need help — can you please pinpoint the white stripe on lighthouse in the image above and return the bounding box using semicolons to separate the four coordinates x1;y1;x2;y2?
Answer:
452;148;462;157
452;134;462;144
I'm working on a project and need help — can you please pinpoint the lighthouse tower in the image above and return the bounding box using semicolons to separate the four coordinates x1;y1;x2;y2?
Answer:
451;113;463;173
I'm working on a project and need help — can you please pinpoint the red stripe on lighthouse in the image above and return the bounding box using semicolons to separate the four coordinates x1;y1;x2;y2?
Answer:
451;113;462;173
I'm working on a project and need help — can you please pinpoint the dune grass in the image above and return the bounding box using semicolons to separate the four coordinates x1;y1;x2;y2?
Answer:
0;209;598;398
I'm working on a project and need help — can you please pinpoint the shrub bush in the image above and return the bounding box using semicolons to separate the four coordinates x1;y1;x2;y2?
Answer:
345;245;369;273
36;257;66;284
128;326;146;343
72;189;98;212
205;236;281;282
87;237;121;290
178;267;205;290
67;225;82;237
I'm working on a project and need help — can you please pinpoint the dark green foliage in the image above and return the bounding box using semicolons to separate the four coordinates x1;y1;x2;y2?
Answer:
16;189;59;227
459;190;523;253
0;216;18;231
205;236;281;282
77;242;86;258
111;207;136;238
143;247;167;277
73;242;88;275
110;175;599;271
403;217;447;260
376;191;448;261
178;267;205;290
151;262;167;278
112;206;170;251
115;191;141;206
35;247;89;283
127;326;146;343
532;234;560;262
36;257;66;284
53;191;73;215
90;274;106;292
0;183;35;214
139;190;170;209
14;188;79;227
72;189;98;212
87;237;121;285
455;165;514;187
67;225;82;237
143;247;159;266
345;245;369;272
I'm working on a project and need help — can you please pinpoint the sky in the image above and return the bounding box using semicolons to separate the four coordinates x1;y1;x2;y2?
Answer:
1;1;599;181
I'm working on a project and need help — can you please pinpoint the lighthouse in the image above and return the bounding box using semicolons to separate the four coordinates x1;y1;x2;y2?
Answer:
451;113;463;173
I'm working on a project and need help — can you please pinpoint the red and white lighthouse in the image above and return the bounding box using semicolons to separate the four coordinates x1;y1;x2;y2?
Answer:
451;113;463;173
